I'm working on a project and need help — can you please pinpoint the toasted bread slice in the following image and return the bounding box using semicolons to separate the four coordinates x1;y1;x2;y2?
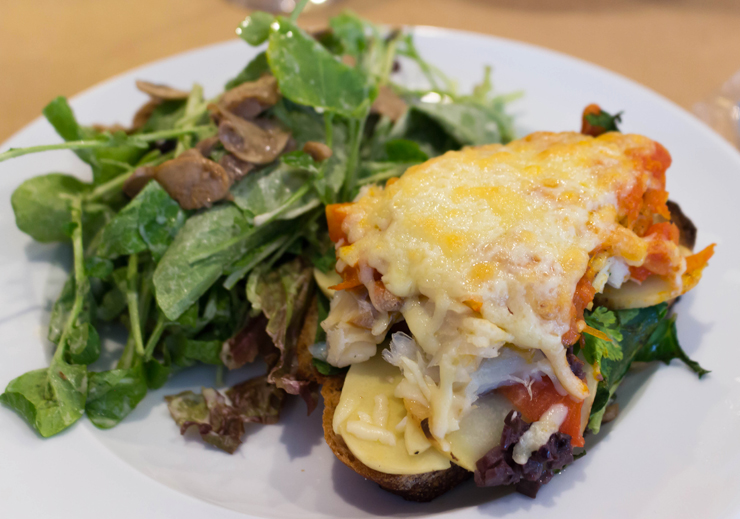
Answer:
321;375;471;502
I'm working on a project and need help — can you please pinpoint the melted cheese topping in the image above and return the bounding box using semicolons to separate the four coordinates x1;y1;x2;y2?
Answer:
327;131;680;446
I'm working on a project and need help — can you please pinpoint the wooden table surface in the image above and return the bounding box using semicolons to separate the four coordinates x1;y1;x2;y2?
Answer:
2;0;739;143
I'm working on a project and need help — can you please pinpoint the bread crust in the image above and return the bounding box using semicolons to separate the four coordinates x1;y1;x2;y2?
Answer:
320;375;471;502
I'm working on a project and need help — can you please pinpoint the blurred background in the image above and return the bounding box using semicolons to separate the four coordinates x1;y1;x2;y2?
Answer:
2;0;740;143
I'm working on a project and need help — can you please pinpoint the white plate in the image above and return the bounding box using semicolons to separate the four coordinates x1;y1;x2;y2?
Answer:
1;27;739;519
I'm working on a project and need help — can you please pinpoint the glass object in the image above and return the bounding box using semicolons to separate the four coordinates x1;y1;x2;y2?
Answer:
225;0;334;14
693;70;740;150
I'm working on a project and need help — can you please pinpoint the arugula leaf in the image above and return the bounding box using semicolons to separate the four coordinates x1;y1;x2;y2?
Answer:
11;173;90;243
267;18;377;118
237;11;275;46
85;363;148;429
585;109;622;133
0;359;87;437
153;204;250;321
225;52;270;91
48;275;76;344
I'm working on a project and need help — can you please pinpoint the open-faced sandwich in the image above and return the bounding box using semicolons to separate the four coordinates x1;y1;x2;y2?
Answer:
315;107;714;501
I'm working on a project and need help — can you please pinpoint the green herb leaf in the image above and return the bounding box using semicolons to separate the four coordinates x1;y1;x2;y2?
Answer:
225;52;271;90
237;11;275;46
85;256;114;280
267;18;377;118
138;100;187;133
43;97;145;184
11;173;90;243
169;333;223;367
408;100;514;146
97;181;186;261
0;359;87;437
384;138;429;163
85;363;148;429
583;306;624;377
67;321;101;365
329;11;368;58
312;358;347;376
584;110;623;133
635;314;709;377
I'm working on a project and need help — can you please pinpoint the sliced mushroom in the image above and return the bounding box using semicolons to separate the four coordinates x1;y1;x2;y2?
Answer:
122;166;156;198
195;135;221;159
130;99;161;132
217;109;291;165
136;80;190;101
372;85;407;122
303;141;333;162
220;75;281;118
153;150;232;210
219;154;254;182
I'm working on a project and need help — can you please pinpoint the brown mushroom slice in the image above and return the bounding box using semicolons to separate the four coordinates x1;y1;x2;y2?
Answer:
219;154;254;182
220;75;281;115
303;141;333;162
195;135;221;159
130;99;161;132
136;80;190;101
218;111;291;165
372;85;407;122
153;149;232;210
123;166;156;198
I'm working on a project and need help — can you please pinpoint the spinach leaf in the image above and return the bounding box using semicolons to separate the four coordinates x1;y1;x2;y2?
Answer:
0;359;87;438
225;52;270;90
85;363;148;429
11;173;90;243
267;18;377;118
153;204;250;320
237;11;275;46
97;181;186;261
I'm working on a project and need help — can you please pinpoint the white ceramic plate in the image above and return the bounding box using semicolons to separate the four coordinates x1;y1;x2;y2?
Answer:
1;27;739;519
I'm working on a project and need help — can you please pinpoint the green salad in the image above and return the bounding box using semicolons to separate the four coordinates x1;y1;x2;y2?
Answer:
0;3;518;451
